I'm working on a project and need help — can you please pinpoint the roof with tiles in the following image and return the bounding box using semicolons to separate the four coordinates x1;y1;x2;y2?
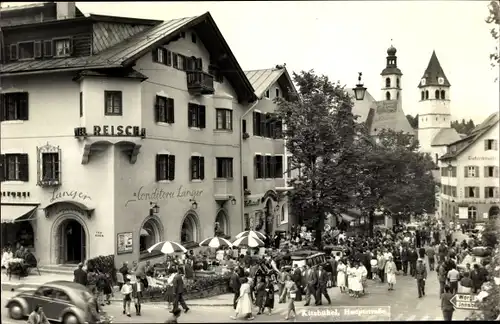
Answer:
440;112;499;160
244;66;296;99
430;128;461;146
418;51;451;88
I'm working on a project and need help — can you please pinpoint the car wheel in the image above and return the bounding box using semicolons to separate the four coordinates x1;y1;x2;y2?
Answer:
63;313;80;324
8;301;24;320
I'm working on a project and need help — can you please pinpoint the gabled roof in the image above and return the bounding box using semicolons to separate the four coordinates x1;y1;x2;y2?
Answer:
430;128;461;146
368;100;415;136
440;112;499;160
345;88;377;123
244;66;296;100
1;12;257;103
418;51;451;88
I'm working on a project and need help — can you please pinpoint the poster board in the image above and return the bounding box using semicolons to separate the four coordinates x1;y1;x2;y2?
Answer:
117;232;133;254
458;207;468;219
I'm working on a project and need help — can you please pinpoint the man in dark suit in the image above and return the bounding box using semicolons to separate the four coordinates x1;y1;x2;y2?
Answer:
401;246;409;275
408;247;418;277
329;257;338;287
292;264;303;301
73;263;88;286
171;268;189;313
315;265;331;306
235;261;245;278
415;259;427;298
229;268;241;310
303;265;317;306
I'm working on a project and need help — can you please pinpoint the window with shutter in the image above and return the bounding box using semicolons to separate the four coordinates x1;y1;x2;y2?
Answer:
34;41;42;58
270;156;276;178
104;91;122;116
3;92;29;121
253;112;258;135
18;154;29;182
41;152;60;182
198;105;206;128
168;155;175;180
0;154;5;182
167;98;175;123
475;166;480;177
172;53;178;68
43;40;53;57
165;50;172;66
53;38;72;57
199;157;205;180
495;166;499;178
9;44;18;60
216;158;233;179
243;176;248;190
156;154;175;181
152;48;159;62
265;156;272;178
155;95;167;123
275;156;283;178
191;156;204;180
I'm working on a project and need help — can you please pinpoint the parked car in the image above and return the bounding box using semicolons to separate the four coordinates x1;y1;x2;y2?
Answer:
6;280;92;324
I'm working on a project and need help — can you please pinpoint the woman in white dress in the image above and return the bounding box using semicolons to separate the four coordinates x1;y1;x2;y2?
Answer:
232;277;254;320
384;256;397;291
1;247;13;270
351;262;364;298
346;260;354;297
336;260;347;293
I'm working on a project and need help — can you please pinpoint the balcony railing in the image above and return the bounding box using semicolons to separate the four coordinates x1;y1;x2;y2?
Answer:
186;71;215;95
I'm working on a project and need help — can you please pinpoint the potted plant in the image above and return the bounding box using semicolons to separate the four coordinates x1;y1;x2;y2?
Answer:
242;132;249;140
244;189;251;196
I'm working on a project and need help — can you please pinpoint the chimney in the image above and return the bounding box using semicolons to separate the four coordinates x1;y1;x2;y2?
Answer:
56;2;75;20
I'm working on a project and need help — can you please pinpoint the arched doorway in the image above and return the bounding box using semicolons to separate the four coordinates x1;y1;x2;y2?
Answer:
139;217;162;254
57;219;86;264
215;210;228;236
181;213;200;243
489;205;500;219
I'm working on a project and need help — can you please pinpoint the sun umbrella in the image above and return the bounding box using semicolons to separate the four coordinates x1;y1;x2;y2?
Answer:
235;230;266;240
147;241;187;254
199;236;233;248
232;235;265;248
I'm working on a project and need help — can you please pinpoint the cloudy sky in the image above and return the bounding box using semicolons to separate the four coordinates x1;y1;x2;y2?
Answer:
4;1;499;123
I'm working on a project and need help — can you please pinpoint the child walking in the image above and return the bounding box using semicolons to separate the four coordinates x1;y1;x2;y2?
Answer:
132;277;144;316
121;277;133;317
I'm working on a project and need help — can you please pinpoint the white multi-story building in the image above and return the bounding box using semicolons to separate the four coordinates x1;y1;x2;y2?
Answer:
439;112;499;223
0;2;291;266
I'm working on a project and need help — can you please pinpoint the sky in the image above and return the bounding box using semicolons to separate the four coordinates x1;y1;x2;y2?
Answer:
3;1;499;123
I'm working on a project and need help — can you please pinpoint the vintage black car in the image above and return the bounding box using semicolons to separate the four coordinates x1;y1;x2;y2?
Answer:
6;280;92;324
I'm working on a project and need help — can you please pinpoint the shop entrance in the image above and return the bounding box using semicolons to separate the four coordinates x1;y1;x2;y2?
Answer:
58;219;86;264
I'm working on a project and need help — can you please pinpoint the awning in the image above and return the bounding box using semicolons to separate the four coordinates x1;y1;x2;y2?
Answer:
340;214;356;222
1;205;38;223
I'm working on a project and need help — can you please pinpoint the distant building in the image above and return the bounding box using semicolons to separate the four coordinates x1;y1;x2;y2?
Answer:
439;112;499;223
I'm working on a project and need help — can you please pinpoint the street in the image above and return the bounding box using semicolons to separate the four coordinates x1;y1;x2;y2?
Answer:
2;263;471;323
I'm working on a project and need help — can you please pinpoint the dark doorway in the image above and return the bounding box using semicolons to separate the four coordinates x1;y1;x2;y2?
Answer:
59;220;86;264
489;205;500;219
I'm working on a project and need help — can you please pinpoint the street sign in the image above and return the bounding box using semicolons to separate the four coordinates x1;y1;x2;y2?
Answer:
449;293;479;310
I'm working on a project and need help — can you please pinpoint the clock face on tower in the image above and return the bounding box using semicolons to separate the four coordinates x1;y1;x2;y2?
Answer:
420;78;426;86
438;77;444;85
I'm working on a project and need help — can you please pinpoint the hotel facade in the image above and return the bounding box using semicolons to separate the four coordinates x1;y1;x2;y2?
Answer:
439;112;500;224
0;3;294;266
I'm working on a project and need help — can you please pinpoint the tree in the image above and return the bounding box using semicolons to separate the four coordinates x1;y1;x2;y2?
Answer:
354;129;436;236
486;0;500;68
451;118;475;134
276;70;360;247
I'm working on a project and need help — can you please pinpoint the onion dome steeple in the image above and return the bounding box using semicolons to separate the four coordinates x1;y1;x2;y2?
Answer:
381;43;402;76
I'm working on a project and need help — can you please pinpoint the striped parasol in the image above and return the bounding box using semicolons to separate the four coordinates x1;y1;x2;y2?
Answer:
147;241;187;254
199;236;233;248
232;235;265;248
235;230;266;240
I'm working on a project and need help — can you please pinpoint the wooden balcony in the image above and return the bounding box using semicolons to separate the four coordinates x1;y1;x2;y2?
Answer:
186;71;215;95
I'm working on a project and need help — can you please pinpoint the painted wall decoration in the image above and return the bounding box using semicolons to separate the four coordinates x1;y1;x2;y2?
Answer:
117;232;133;254
125;185;203;206
50;188;91;203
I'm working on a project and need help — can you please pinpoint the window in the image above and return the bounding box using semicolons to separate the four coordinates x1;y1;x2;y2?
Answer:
485;187;499;198
397;92;400;99
43;40;53;57
242;120;247;134
484;166;499;177
435;154;438;165
450;167;457;177
421;91;424;100
18;42;35;60
190;156;205;180
155;154;175;181
273;156;283;178
425;90;429;99
265;90;270;98
191;33;197;43
485;139;498;151
435;90;439;99
0;154;28;181
385;78;391;88
215;109;232;130
464;166;479;178
275;88;280;98
253;112;262;136
465;187;479;198
104;91;122;116
42;152;60;182
34;41;42;58
396;78;400;88
243;176;248;190
155;96;175;123
9;44;18;60
216;158;233;178
157;48;164;63
385;92;391;100
187;103;206;128
152;48;172;66
0;92;29;121
264;156;272;178
174;54;186;70
54;38;71;57
79;92;83;117
468;206;477;220
254;155;264;179
440;90;445;100
244;213;250;230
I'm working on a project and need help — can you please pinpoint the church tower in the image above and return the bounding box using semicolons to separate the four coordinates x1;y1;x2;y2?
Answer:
380;45;402;102
417;50;451;153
